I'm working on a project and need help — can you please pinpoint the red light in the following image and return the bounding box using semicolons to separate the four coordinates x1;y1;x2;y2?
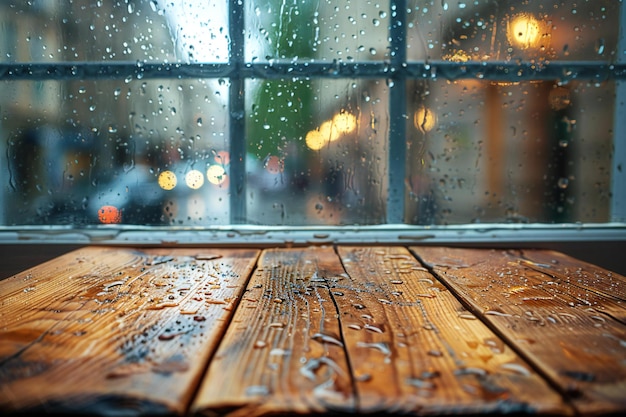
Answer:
215;150;230;166
98;205;121;224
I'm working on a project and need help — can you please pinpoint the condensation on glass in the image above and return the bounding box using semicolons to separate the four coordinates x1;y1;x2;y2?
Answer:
0;0;621;227
404;0;619;224
245;77;388;225
405;79;614;224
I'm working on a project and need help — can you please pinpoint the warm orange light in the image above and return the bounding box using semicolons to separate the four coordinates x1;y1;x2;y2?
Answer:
207;164;227;185
264;155;283;174
413;107;437;133
444;50;471;63
98;205;121;224
185;170;205;189
306;122;334;150
306;111;358;150
508;14;542;50
214;150;230;166
332;112;357;135
158;170;177;190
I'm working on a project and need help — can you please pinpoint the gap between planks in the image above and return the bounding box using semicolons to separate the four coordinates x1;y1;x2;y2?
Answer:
2;245;624;417
192;246;570;416
0;246;260;416
411;246;626;417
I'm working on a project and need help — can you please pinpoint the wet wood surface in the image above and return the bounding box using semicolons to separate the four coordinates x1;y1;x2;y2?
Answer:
413;247;626;416
0;246;260;415
192;246;357;416
1;245;625;416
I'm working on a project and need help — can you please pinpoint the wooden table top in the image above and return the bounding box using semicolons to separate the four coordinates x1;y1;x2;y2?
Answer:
1;245;624;416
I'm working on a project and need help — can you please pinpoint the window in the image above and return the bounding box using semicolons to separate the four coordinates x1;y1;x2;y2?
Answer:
1;1;625;243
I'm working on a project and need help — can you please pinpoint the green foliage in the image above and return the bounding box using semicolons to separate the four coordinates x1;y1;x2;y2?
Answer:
247;1;317;159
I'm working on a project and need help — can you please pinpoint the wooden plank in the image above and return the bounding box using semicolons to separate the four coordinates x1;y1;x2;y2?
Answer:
191;246;356;416
336;246;570;415
412;246;626;416
510;249;626;310
0;246;259;416
193;246;570;416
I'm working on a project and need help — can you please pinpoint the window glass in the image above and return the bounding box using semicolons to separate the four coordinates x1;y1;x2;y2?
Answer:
405;79;614;225
406;0;620;62
246;78;388;225
0;0;623;230
247;0;390;62
0;1;229;63
3;78;229;226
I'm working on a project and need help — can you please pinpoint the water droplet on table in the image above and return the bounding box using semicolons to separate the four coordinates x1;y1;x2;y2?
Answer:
311;332;344;347
246;385;270;396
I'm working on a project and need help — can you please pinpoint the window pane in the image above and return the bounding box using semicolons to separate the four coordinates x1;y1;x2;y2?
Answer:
0;0;623;233
247;0;390;62
245;78;389;225
407;0;620;62
405;79;614;224
2;78;229;225
0;1;229;63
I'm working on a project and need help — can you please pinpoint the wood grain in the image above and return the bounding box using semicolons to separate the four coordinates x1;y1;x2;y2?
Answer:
191;246;355;416
193;246;570;416
412;246;626;416
0;246;259;416
336;246;569;415
3;245;625;416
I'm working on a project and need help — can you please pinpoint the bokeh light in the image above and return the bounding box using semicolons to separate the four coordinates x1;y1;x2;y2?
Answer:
306;120;336;150
508;14;542;50
207;164;227;185
185;170;205;189
413;107;437;133
332;112;357;135
305;112;357;151
158;170;177;190
264;155;283;174
214;150;230;166
98;205;121;224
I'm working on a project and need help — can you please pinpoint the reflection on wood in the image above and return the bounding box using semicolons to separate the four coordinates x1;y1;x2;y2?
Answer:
336;246;568;415
1;245;625;416
412;246;626;416
0;246;259;415
191;246;356;416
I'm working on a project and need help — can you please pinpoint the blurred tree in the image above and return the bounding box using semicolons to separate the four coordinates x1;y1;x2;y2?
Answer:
247;0;316;167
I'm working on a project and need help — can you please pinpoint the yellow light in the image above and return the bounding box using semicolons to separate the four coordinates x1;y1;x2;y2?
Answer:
332;112;357;135
306;112;358;150
508;14;541;50
413;107;437;133
305;128;326;151
185;170;205;189
306;121;334;150
158;170;177;190
444;50;471;63
206;164;226;185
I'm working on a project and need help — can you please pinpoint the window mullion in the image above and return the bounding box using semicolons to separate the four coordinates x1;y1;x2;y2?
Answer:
611;3;626;222
387;0;407;224
229;0;246;224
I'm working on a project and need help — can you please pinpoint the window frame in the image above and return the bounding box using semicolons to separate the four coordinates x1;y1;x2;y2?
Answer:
0;0;625;245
